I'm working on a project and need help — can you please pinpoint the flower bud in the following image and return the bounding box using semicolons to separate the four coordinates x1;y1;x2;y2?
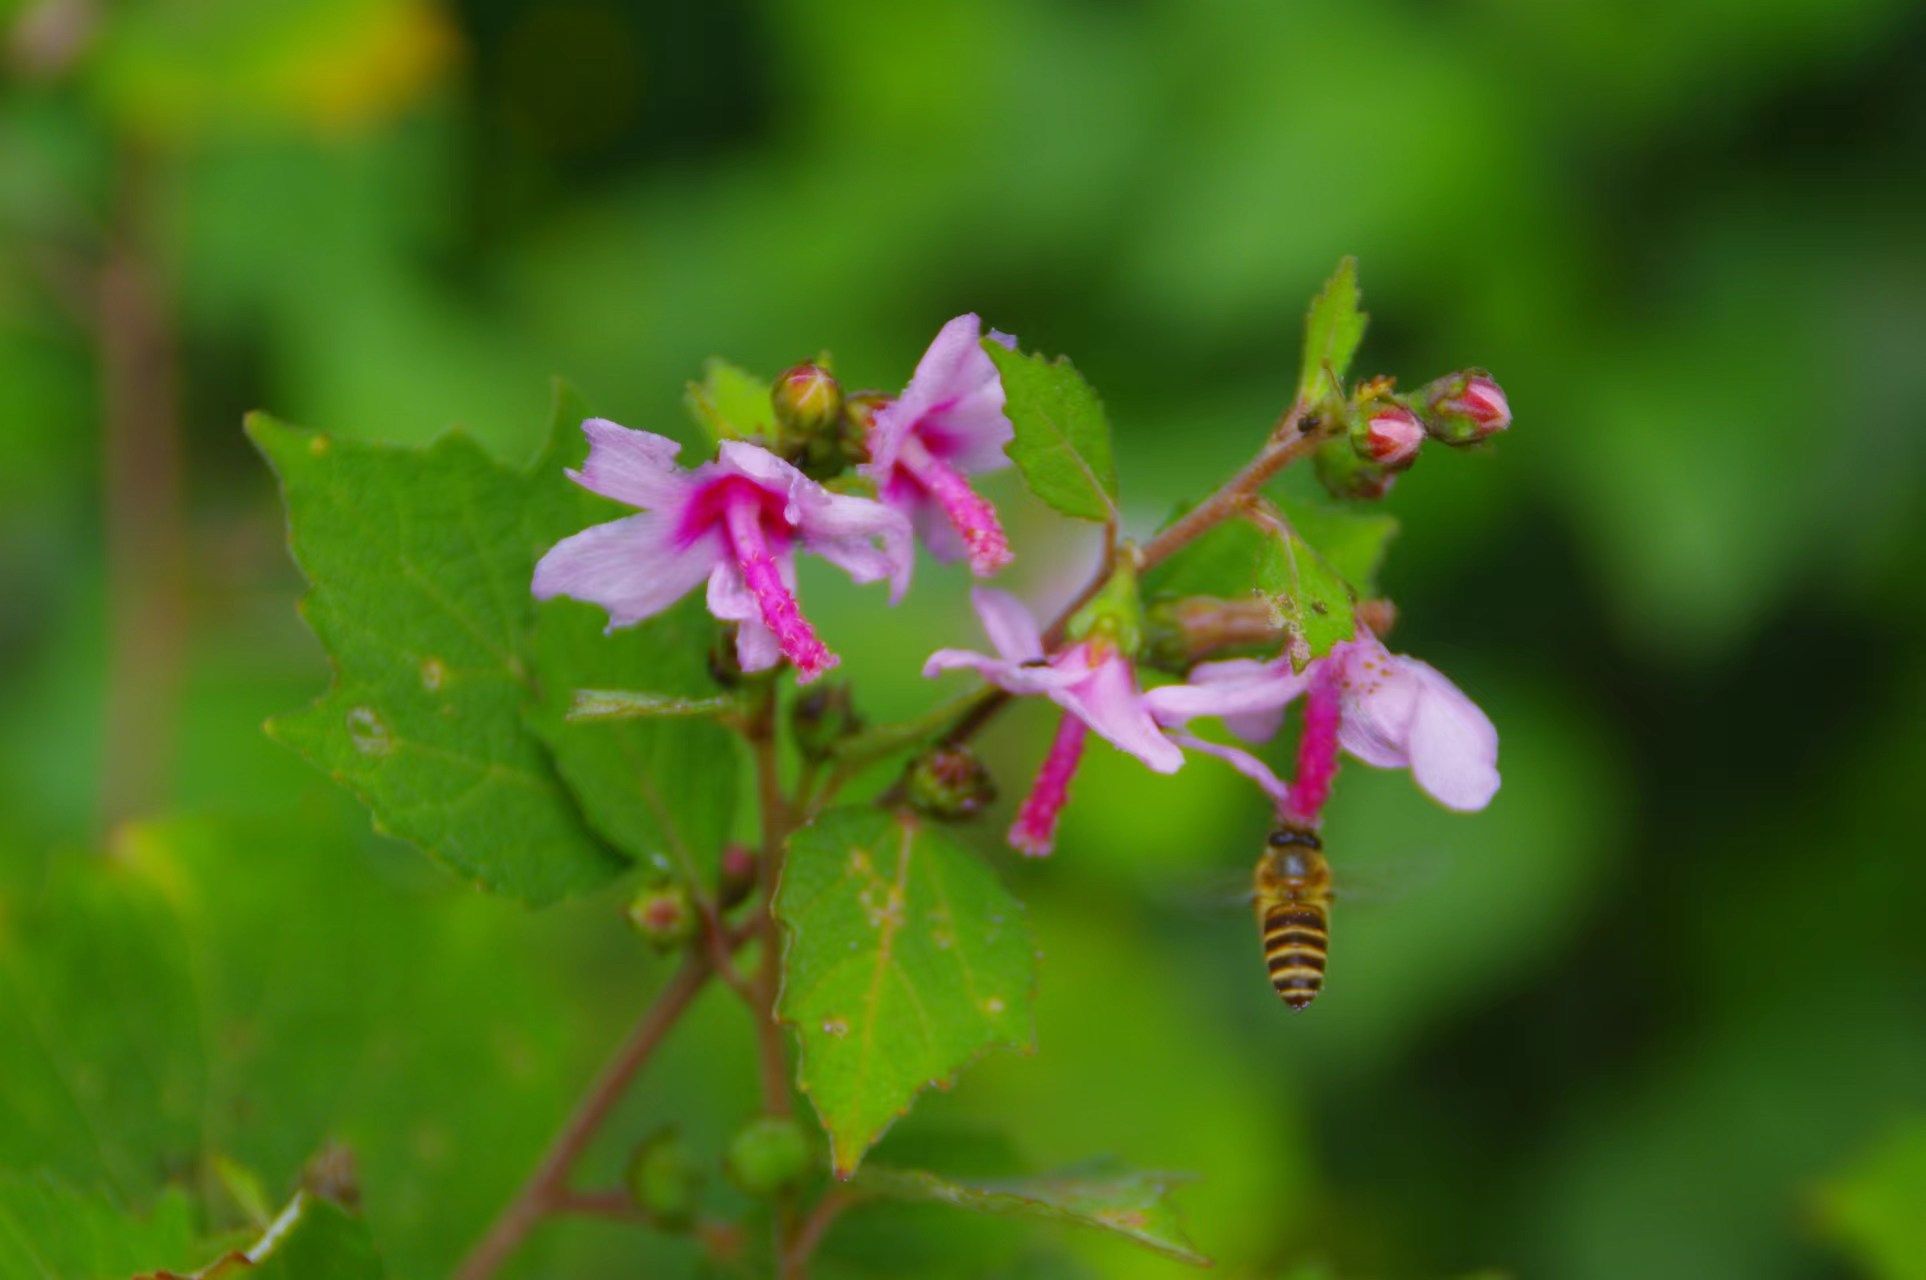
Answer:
724;1116;812;1196
1349;402;1424;469
905;746;997;821
790;681;861;761
1314;436;1397;501
1066;557;1145;656
717;843;757;911
625;1128;702;1230
1356;597;1398;639
627;883;697;951
772;361;843;437
1415;369;1511;444
1144;596;1286;671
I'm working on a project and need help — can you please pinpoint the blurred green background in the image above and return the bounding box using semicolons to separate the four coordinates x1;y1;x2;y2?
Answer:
2;0;1923;1275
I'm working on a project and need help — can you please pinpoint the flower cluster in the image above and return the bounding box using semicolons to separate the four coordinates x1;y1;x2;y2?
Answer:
533;315;1017;681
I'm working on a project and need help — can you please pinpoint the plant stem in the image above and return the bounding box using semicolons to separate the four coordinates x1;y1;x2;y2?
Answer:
453;957;714;1280
780;1189;862;1279
746;693;796;1120
943;400;1329;747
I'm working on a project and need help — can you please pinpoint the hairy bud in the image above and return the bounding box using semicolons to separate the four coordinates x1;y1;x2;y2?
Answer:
625;1128;701;1230
725;1116;812;1196
1416;370;1511;444
791;681;861;761
1350;402;1425;469
1144;596;1286;670
906;746;997;820
627;883;697;951
1314;436;1397;501
772;361;843;436
717;843;757;911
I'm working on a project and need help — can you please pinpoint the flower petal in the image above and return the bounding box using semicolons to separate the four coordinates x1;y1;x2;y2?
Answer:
1167;731;1292;808
707;562;783;673
1057;655;1184;774
532;513;718;630
1332;637;1421;768
970;587;1045;662
565;419;689;510
1403;661;1500;811
866;313;1014;480
923;648;1081;695
794;486;914;602
1143;657;1305;735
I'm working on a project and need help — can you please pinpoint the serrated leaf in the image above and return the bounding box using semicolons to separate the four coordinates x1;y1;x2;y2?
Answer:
986;343;1118;523
854;1163;1209;1267
248;408;621;904
193;1191;386;1280
0;1174;204;1280
1258;523;1356;669
526;597;740;880
1297;256;1367;405
777;809;1037;1177
684;358;777;447
1276;498;1398;597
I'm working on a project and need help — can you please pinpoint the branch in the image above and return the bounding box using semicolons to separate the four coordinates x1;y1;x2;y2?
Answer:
943;399;1329;747
453;956;714;1280
779;1189;864;1279
746;695;797;1120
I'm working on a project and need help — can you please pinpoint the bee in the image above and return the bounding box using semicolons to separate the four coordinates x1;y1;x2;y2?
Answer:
1253;825;1334;1010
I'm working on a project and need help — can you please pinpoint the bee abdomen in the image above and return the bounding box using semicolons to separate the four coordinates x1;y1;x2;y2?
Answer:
1262;905;1328;1010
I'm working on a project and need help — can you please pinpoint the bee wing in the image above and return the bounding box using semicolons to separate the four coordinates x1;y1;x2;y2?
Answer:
1163;867;1259;918
1327;845;1451;907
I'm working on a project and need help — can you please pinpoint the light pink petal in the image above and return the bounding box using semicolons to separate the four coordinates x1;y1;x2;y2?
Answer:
707;561;783;673
903;487;969;564
1168;731;1292;808
532;513;719;630
714;439;807;504
793;485;914;602
565;419;689;510
1403;661;1500;811
865;314;1014;480
1055;656;1184;774
1332;637;1421;768
970;587;1045;662
922;648;1081;695
1143;657;1305;731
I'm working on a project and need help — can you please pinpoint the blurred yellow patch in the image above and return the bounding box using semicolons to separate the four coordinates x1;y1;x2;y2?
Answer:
88;0;460;141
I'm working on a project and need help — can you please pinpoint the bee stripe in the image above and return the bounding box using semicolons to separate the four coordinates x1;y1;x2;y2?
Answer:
1266;908;1326;930
1267;951;1326;973
1264;927;1327;945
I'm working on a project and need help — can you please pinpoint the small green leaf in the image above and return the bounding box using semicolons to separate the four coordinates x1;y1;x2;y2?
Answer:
526;598;741;881
777;809;1037;1177
1297;256;1368;405
565;688;739;722
1257;521;1356;668
684;358;777;447
987;342;1119;523
854;1162;1210;1267
249;406;622;905
1140;515;1271;602
0;1174;205;1280
1277;498;1398;598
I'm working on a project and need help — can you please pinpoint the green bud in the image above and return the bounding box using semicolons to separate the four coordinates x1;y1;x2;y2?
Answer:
627;883;696;951
905;746;997;821
626;1128;702;1230
1413;369;1511;445
724;1116;812;1196
772;361;843;435
1313;435;1396;501
1066;555;1145;655
1143;596;1286;671
790;681;862;761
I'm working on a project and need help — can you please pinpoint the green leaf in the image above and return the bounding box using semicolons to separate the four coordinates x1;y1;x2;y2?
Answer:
1815;1117;1926;1280
986;343;1119;523
1277;498;1398;598
526;597;741;880
248;407;621;904
853;1162;1209;1267
1297;256;1367;405
777;809;1037;1177
0;1174;204;1280
565;688;739;722
1257;520;1357;669
684;358;777;447
1140;516;1271;602
211;1192;387;1280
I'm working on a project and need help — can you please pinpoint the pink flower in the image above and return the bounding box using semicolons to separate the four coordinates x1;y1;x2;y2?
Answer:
533;419;910;683
1444;375;1511;437
1145;632;1500;814
924;588;1183;855
864;315;1016;578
